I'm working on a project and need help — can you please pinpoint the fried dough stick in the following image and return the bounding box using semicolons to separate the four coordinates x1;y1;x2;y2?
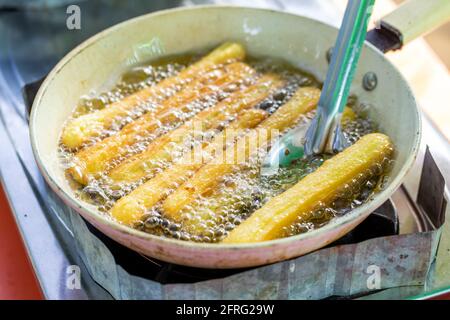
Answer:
107;74;284;186
61;42;246;149
222;133;394;243
68;62;255;184
161;86;321;219
180;107;357;236
110;109;268;225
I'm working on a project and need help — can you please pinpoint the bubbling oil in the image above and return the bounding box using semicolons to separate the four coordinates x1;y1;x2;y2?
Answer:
149;114;382;243
72;55;196;117
60;52;391;243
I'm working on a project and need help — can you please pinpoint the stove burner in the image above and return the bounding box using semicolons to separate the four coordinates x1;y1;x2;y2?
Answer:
85;198;398;284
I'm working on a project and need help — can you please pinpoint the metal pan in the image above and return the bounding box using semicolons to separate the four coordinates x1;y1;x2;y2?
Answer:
29;1;450;268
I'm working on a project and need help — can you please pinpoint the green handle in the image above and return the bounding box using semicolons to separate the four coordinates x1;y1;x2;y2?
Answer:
304;0;375;155
382;0;450;46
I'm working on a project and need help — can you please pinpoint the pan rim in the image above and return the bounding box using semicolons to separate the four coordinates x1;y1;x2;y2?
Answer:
29;5;422;251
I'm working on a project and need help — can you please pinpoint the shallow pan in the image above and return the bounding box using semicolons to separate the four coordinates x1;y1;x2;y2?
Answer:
30;3;448;268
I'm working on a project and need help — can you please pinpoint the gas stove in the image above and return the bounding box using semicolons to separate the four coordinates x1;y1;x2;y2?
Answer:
1;0;449;300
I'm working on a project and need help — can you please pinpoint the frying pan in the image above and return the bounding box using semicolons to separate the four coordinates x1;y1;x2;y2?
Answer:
29;1;450;268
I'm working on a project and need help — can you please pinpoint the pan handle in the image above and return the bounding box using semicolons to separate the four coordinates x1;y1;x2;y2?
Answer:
366;0;450;53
